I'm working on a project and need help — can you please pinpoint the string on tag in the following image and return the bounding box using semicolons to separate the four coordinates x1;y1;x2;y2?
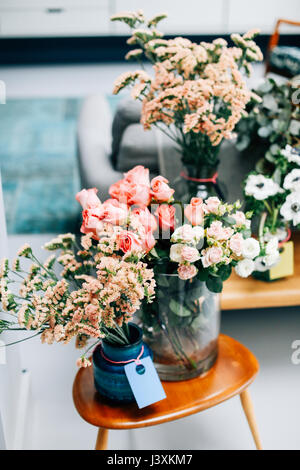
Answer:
100;345;144;366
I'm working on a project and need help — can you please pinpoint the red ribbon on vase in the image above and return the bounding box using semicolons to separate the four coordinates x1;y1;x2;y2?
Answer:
180;171;219;184
278;228;292;248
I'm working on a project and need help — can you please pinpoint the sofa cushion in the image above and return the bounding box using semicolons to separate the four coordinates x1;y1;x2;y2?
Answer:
111;99;142;166
116;123;179;174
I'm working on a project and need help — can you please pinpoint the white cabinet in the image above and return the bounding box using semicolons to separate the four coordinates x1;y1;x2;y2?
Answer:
114;0;225;35
0;0;111;37
0;0;299;38
228;0;300;33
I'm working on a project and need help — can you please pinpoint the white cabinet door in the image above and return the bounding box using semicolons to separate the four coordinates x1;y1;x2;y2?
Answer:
114;0;225;35
228;0;300;33
0;7;111;37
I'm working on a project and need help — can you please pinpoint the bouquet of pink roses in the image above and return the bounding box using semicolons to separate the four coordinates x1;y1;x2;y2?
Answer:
0;165;259;368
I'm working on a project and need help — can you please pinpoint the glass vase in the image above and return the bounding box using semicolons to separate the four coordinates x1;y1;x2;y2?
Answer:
140;275;220;381
174;164;226;204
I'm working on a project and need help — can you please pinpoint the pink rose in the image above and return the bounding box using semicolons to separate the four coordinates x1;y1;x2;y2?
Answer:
109;178;132;204
181;246;200;263
124;165;150;187
131;207;157;232
141;230;156;253
201;246;223;268
151;176;174;202
184;198;205;226
76;188;101;210
155;204;176;232
117;230;143;254
206;221;233;240
127;184;151;207
102;199;128;225
232;211;246;227
203;197;221;214
178;263;197;280
229;233;244;256
80;207;104;239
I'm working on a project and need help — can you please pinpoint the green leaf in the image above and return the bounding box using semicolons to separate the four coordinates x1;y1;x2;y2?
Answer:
169;299;192;317
222;216;236;226
206;276;223;293
217;264;232;281
241;228;252;239
196;269;209;281
265;150;276;163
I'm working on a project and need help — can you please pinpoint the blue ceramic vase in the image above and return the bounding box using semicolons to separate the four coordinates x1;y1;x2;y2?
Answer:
93;323;152;403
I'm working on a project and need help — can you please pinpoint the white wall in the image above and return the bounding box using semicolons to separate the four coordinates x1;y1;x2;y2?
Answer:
0;0;299;38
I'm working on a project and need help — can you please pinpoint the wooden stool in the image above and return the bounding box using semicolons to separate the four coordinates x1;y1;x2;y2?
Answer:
73;334;262;450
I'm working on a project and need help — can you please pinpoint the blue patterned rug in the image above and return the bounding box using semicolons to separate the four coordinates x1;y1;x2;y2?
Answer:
0;97;83;234
0;96;120;234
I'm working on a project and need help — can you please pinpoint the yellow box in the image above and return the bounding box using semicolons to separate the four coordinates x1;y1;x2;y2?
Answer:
269;241;294;280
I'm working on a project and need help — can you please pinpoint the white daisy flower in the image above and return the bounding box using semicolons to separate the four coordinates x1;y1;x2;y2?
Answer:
265;238;278;255
235;258;255;278
280;192;300;226
245;174;283;200
254;256;269;272
283;169;300;191
281;145;300;165
264;252;280;267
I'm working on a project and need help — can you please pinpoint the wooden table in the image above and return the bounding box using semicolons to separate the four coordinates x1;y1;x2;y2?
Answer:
73;335;262;450
221;233;300;310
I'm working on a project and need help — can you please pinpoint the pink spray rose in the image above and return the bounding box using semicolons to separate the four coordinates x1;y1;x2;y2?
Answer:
131;206;157;232
124;165;150;187
184;198;205;226
181;246;200;263
155;204;176;231
76;188;101;210
231;211;246;227
203;197;221;214
201;246;223;267
117;230;143;254
178;263;198;280
206;221;233;240
229;232;244;256
151;176;174;202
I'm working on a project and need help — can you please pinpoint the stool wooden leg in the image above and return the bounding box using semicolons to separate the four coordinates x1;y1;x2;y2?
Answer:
95;428;109;450
240;389;262;450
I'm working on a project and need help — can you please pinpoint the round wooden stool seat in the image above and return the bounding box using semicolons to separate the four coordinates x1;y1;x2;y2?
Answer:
73;334;262;449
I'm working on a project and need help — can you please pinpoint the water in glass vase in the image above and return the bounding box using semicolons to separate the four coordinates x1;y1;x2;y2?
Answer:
140;275;220;381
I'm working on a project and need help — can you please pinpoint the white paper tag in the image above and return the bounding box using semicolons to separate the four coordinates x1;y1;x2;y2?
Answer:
124;356;166;409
